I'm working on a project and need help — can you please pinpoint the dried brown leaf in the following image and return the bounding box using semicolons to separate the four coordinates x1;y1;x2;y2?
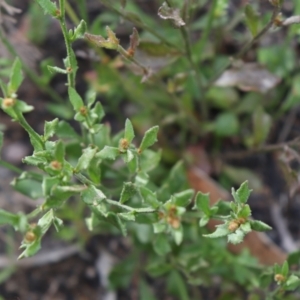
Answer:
158;2;185;27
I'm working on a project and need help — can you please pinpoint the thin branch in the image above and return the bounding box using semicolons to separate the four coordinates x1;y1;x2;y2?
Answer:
222;137;300;160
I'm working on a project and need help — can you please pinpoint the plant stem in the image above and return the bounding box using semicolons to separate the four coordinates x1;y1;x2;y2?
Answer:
58;0;76;88
222;137;300;160
105;199;156;213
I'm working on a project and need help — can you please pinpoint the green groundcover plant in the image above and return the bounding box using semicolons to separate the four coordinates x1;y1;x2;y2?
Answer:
1;0;300;298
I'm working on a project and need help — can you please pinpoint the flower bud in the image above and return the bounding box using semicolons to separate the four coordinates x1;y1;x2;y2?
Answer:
2;98;16;109
228;221;239;232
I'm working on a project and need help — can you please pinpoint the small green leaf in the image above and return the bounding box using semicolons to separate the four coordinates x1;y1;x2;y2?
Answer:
250;220;272;231
44;118;58;141
96;146;119;160
193;192;210;215
240;222;251;234
233;181;252;204
73;19;87;40
54;140;65;162
172;189;194;207
139;149;161;172
139;126;159;152
81;185;106;205
153;222;167;233
53;216;63;231
281;261;289;277
172;225;183;245
35;0;58;16
252;106;272;146
203;223;230;238
8;58;23;96
47;65;67;74
75;146;97;171
227;228;245;244
118;211;136;221
139;186;160;208
38;209;54;234
124;118;135;143
286;275;300;291
199;215;209;227
214;112;239;137
120;182;137;204
245;4;259;36
238;204;252;218
153;234;171;256
68;87;84;111
0;209;27;231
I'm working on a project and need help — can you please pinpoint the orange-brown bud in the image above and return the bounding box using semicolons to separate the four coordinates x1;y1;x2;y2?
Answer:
228;221;239;232
25;231;36;243
167;216;180;229
119;138;129;151
79;106;88;116
50;160;62;170
274;273;285;283
2;98;16;109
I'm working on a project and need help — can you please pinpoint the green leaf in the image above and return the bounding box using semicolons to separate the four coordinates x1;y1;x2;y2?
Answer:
250;220;272;232
214;112;239;137
35;0;58;16
252;106;272;146
167;271;189;300
11;177;43;199
227;228;245;244
193;192;211;215
54;140;65;162
118;211;135;221
96;146;119;160
238;204;251;218
172;189;194;207
153;222;167;233
285;275;300;291
47;65;67;74
124;118;135;143
139;186;160;208
281;261;289;277
240;222;252;234
172;225;183;245
8;58;23;95
139;149;161;172
139;126;159;152
153;234;171;256
245;4;259;36
44;118;58;141
38;209;55;234
203;223;230;238
81;185;106;205
120;182;137;204
56;120;80;139
53;216;63;231
233;181;252;204
199;215;209;227
139;280;157;300
73;20;87;40
75;146;97;171
68;87;84;111
0;209;27;231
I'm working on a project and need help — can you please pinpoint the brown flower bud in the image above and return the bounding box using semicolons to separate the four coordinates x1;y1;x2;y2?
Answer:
228;221;239;232
2;98;16;109
25;231;36;243
50;160;62;170
274;273;285;283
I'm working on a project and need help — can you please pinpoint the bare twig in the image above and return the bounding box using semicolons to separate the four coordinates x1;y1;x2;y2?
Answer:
222;137;300;160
